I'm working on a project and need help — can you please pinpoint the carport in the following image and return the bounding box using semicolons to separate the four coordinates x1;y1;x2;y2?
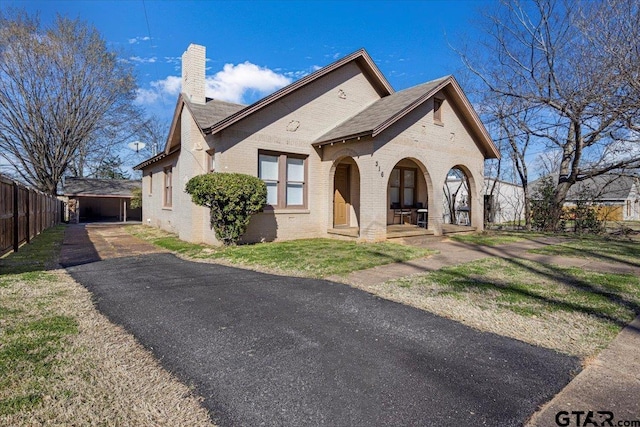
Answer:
63;177;141;223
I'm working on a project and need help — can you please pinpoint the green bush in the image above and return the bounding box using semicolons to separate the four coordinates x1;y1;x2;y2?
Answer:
185;173;266;245
130;187;142;209
530;176;561;231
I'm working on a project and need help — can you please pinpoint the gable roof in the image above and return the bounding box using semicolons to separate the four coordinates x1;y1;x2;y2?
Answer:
313;75;500;159
204;48;394;135
63;178;141;198
313;76;450;145
135;47;499;170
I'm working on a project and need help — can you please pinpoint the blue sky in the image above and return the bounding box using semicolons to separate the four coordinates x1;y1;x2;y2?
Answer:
8;0;493;123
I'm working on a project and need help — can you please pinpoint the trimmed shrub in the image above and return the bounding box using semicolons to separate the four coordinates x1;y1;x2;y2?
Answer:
185;173;266;245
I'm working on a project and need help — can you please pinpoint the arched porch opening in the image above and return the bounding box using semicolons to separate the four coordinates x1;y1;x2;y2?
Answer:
329;156;360;237
443;165;474;228
386;158;433;237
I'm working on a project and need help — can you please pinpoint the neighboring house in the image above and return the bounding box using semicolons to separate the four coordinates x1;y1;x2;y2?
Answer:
529;174;640;221
564;174;640;221
134;44;499;244
444;177;525;224
62;177;142;223
482;178;525;224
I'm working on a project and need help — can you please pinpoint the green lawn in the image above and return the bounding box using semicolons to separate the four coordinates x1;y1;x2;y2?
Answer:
0;226;66;274
0;226;79;416
530;236;640;266
127;225;435;277
450;231;543;246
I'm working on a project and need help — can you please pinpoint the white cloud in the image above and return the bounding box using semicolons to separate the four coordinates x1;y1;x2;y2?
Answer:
135;75;182;104
128;36;151;44
129;56;157;64
205;62;292;104
135;62;291;106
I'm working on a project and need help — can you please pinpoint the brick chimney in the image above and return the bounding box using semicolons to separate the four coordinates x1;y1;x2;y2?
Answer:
181;44;206;105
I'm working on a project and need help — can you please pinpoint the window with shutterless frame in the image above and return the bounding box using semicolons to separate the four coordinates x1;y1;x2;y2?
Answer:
258;150;307;209
207;149;215;172
389;167;417;208
433;98;443;123
163;166;172;207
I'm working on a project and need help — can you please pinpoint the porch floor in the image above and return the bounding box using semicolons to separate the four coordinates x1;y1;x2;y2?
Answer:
386;224;434;239
442;224;477;234
328;227;359;238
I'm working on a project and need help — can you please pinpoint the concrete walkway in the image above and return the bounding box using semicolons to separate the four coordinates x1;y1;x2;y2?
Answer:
60;223;167;267
331;236;640;426
332;236;640;286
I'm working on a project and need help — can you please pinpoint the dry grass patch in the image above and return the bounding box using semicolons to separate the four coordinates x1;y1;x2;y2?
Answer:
0;271;215;426
0;226;215;426
351;257;640;359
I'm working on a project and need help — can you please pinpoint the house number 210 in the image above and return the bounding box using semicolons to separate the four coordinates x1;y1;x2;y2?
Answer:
375;161;384;177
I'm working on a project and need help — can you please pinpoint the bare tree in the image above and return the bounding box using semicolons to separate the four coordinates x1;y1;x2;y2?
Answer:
0;11;140;194
136;115;167;159
459;0;640;230
123;115;168;177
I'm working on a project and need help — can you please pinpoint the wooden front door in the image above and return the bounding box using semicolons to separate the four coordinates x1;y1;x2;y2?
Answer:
334;165;350;226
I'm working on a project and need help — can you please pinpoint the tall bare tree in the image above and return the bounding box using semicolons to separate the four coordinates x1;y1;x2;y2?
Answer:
0;11;140;194
459;0;640;230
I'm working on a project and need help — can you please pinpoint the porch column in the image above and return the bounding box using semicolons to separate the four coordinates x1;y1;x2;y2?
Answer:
429;183;444;236
123;198;127;223
470;172;484;231
357;156;387;241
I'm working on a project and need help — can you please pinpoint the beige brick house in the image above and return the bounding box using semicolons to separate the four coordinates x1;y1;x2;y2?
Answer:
134;44;499;244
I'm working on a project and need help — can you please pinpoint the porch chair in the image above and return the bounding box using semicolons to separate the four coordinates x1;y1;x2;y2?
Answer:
416;202;428;228
392;203;412;224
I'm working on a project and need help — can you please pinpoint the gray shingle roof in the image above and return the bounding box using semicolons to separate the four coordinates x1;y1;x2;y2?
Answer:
185;98;246;130
567;175;638;201
529;174;638;201
314;76;450;144
63;178;141;197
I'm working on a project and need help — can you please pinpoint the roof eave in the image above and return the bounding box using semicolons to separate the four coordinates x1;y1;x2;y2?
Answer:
312;131;373;147
133;152;166;170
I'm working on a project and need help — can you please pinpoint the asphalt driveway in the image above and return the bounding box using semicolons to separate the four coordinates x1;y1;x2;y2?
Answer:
66;253;579;426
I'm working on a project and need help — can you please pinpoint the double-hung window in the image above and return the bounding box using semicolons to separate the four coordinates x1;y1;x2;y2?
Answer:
163;166;172;208
259;151;307;209
389;167;416;208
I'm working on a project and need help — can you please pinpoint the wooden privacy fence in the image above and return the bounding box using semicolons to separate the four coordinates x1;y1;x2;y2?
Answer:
0;175;64;257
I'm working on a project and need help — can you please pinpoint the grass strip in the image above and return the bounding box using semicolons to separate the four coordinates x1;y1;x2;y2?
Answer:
450;231;544;246
127;225;435;277
1;225;215;425
0;226;77;415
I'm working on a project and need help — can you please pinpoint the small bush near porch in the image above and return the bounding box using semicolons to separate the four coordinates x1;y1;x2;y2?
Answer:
127;225;435;278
